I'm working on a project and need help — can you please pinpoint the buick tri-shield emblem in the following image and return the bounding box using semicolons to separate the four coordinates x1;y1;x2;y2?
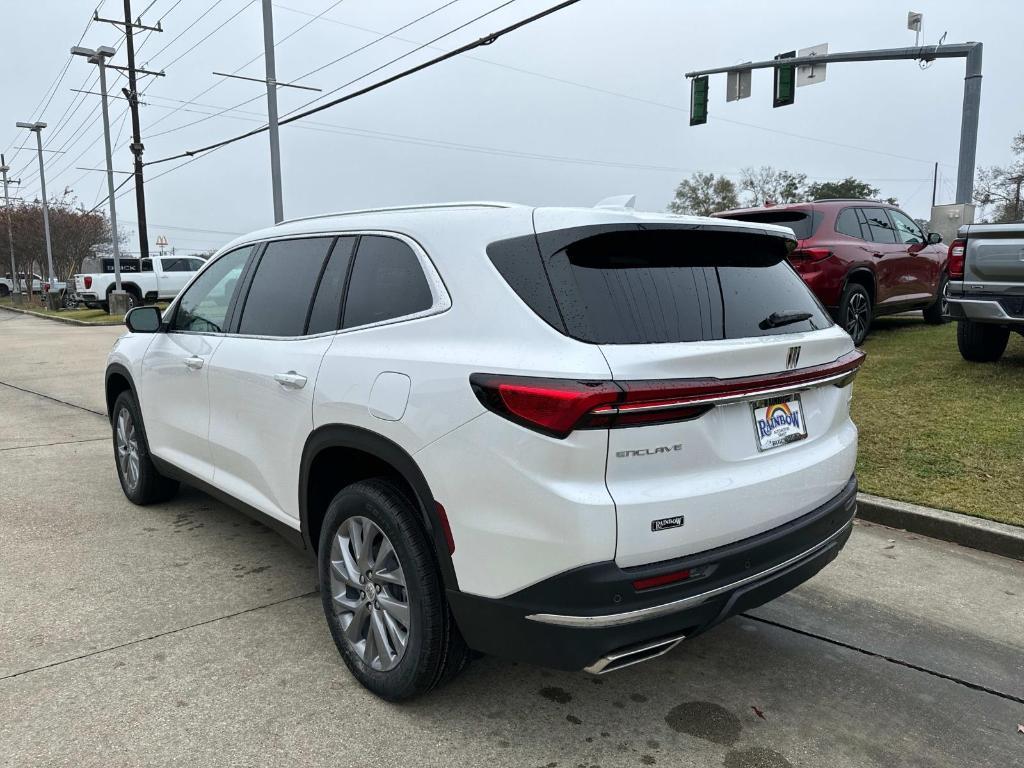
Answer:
786;346;801;370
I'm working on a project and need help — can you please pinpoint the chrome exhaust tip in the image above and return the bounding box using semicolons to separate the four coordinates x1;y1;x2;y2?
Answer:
582;632;687;675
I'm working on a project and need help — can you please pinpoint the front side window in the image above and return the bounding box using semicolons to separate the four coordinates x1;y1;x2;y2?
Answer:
171;246;252;333
888;209;924;245
237;238;333;337
342;236;433;329
861;207;897;244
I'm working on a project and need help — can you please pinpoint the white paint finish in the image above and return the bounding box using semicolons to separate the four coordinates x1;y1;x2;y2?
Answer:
415;413;617;599
206;335;333;522
368;372;411;421
138;332;223;481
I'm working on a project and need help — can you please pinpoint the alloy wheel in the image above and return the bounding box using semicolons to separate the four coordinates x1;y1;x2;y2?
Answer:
329;516;410;671
115;408;140;491
845;292;869;344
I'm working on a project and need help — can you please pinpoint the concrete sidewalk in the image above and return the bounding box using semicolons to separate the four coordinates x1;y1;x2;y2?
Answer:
2;313;1022;768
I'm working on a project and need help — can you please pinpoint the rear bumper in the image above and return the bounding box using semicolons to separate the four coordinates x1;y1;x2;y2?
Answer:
947;295;1024;326
448;476;857;671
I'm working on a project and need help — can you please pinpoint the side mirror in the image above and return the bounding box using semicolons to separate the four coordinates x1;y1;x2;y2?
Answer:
125;305;163;333
927;232;942;245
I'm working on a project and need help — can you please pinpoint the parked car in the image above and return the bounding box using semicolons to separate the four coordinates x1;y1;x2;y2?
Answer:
105;202;864;700
74;255;205;311
42;279;77;309
716;200;948;344
1;272;44;296
945;222;1024;361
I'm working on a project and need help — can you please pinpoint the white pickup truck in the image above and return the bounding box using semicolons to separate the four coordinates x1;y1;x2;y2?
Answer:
74;255;205;311
1;272;44;296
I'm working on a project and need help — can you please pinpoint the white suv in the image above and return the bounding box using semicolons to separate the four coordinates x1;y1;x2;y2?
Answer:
105;202;863;700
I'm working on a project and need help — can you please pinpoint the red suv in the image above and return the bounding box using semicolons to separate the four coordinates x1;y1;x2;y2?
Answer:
716;200;948;344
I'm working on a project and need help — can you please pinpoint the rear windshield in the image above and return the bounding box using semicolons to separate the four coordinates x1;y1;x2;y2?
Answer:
718;209;821;240
488;226;830;344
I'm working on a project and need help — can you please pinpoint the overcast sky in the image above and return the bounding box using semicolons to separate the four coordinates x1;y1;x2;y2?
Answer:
1;0;1021;256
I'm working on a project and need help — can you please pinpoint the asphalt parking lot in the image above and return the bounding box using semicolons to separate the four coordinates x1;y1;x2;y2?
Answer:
1;310;1022;768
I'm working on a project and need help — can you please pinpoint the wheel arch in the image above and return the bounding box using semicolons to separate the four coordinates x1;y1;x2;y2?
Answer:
104;363;138;423
300;424;458;591
843;267;876;305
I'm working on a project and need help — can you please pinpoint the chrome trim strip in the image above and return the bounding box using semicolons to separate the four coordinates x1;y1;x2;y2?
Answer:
590;370;856;416
526;520;853;629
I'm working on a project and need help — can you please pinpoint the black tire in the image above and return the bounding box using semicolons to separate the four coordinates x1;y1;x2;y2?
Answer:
839;282;872;346
100;301;110;313
318;478;468;701
0;284;9;297
111;391;179;504
922;274;950;325
957;320;1009;362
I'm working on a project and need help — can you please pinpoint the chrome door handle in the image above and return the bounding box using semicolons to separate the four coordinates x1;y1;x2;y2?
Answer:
274;371;307;389
184;356;204;370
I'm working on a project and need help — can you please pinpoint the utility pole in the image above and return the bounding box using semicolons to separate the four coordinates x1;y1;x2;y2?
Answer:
262;0;284;223
0;155;20;302
685;42;984;205
932;161;939;208
72;45;125;309
94;2;163;261
16;122;56;303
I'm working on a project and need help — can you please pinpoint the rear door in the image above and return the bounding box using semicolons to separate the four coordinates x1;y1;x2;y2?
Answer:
206;236;351;522
531;216;859;567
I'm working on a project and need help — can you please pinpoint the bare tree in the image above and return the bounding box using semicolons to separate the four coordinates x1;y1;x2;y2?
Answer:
739;166;807;207
974;132;1024;223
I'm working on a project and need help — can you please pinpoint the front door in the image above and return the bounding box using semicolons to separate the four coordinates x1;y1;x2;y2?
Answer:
206;236;348;521
140;246;253;481
859;207;914;306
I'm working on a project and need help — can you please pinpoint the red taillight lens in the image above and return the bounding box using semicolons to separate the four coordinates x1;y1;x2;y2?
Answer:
948;238;967;279
471;350;865;439
470;375;620;438
435;502;455;555
790;247;832;262
633;569;691;591
84;276;92;289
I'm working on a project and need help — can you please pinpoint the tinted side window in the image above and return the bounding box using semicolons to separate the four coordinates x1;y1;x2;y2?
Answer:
835;208;864;239
140;259;153;272
238;238;333;337
862;207;897;244
306;236;356;335
171;247;251;333
343;236;433;328
888;209;924;245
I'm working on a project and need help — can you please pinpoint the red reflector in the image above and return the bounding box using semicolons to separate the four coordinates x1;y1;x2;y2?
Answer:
435;501;455;556
633;569;691;591
948;238;966;279
84;276;92;289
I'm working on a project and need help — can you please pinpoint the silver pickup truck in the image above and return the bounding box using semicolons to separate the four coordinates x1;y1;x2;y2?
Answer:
946;223;1024;362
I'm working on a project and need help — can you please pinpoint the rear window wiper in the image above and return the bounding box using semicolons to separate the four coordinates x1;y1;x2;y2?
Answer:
759;311;813;330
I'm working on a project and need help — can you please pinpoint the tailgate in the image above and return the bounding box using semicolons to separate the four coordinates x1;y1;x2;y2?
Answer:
965;229;1024;289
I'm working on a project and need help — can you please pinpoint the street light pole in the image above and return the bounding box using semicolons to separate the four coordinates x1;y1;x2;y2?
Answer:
73;45;123;296
16;122;56;293
1;156;19;301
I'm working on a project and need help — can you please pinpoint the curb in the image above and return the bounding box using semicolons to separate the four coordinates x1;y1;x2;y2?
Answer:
0;304;123;327
857;492;1024;562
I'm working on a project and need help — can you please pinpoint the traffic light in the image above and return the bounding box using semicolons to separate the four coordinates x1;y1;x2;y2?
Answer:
773;51;796;107
690;75;709;125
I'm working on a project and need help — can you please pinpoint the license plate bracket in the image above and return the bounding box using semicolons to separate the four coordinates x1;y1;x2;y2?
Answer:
751;394;808;452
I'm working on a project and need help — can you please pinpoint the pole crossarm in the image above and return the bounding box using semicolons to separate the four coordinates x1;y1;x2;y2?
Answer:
94;13;163;33
108;64;165;78
684;42;980;78
212;72;323;92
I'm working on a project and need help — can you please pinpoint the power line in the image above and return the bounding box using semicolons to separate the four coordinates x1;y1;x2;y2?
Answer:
149;0;579;166
145;0;459;140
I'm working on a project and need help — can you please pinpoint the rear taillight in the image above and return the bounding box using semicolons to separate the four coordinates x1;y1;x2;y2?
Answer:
633;569;691;591
790;247;832;262
470;349;866;439
84;276;93;289
948;238;967;279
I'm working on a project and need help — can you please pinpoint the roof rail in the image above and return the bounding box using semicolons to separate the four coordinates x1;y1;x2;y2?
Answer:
811;197;885;204
278;201;516;226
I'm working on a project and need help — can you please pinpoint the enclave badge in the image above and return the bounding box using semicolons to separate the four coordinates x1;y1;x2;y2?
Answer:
651;515;685;532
